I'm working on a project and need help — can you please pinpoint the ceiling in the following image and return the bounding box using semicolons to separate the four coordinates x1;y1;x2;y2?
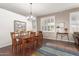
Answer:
0;3;79;17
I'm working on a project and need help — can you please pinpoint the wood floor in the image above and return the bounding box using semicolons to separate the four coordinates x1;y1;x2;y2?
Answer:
0;39;79;56
44;39;79;52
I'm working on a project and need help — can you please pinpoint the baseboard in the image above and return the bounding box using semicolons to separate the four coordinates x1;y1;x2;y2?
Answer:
0;42;12;48
44;38;75;43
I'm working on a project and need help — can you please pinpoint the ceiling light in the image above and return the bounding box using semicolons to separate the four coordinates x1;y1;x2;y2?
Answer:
26;3;36;21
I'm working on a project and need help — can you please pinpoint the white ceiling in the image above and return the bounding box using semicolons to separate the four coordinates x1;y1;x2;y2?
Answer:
0;3;79;17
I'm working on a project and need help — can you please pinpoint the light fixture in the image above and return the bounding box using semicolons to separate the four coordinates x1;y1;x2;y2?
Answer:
26;3;36;21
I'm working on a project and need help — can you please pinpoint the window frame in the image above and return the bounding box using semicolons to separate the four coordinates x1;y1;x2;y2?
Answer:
70;12;79;33
40;16;55;32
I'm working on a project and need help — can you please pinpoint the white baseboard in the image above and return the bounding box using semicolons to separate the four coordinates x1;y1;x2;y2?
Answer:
0;42;12;48
44;38;75;43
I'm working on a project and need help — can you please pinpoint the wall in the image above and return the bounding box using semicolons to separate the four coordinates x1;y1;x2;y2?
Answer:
0;8;32;48
37;7;79;43
37;18;41;31
32;19;38;32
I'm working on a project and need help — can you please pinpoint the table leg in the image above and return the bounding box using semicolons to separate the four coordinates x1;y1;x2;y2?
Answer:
56;34;58;40
67;34;69;40
61;34;63;40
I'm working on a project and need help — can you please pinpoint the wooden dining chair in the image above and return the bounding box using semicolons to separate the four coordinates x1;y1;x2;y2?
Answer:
37;31;43;48
30;32;37;51
34;32;39;49
10;32;22;55
21;37;32;56
21;32;35;55
29;32;35;51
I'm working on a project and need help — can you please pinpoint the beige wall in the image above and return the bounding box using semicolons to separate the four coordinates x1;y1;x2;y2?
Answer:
37;7;79;42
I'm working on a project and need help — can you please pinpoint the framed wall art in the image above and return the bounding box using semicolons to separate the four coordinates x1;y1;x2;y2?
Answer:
14;20;26;32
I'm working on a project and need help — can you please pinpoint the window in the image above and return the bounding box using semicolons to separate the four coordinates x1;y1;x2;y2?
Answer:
41;16;55;32
70;12;79;33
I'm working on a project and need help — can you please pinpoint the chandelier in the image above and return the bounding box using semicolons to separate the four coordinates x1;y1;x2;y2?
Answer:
26;3;36;21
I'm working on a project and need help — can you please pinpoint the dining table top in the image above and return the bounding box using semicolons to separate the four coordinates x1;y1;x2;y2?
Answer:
16;34;39;40
57;32;69;34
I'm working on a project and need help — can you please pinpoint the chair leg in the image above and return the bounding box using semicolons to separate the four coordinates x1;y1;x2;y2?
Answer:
12;46;17;56
22;47;25;56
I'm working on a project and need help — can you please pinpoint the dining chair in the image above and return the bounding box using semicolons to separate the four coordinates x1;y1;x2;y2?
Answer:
10;32;22;55
29;32;35;51
37;31;43;48
31;32;37;51
21;32;35;55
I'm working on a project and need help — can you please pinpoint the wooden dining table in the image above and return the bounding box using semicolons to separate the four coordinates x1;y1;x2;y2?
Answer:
17;34;38;55
11;31;43;55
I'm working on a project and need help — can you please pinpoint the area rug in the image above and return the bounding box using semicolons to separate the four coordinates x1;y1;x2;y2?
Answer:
32;45;79;56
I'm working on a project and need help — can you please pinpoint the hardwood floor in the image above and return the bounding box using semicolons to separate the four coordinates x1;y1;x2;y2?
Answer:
0;39;79;56
44;39;79;52
0;45;12;56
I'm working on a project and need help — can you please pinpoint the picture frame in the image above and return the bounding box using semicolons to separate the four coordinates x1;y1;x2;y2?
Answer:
14;20;26;32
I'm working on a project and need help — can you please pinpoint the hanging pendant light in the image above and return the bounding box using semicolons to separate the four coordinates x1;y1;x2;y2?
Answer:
26;3;36;21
